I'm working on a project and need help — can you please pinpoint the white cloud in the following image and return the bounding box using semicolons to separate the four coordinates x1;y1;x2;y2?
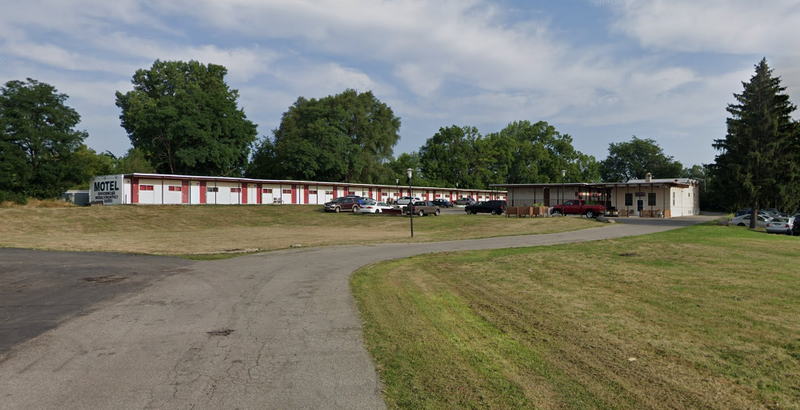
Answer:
604;0;800;55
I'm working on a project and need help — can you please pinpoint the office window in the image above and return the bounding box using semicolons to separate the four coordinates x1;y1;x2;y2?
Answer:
648;192;656;206
624;193;633;206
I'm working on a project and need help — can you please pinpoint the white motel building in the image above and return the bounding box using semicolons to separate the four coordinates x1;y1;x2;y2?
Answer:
89;173;506;206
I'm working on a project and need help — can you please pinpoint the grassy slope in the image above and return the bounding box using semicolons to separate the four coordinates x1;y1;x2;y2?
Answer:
0;205;599;255
352;225;800;409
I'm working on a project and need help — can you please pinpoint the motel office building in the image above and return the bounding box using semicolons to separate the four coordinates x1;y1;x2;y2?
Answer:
494;177;700;218
90;173;506;206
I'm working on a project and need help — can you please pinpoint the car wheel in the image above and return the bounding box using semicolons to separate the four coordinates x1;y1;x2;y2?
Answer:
490;209;497;215
586;210;594;218
353;206;359;213
334;206;340;213
737;223;745;226
435;209;440;216
418;210;425;216
552;210;561;216
375;209;381;214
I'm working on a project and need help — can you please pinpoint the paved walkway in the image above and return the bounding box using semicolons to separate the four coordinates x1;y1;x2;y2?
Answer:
0;216;716;409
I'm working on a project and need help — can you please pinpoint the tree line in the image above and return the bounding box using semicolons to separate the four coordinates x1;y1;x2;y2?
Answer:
2;58;797;216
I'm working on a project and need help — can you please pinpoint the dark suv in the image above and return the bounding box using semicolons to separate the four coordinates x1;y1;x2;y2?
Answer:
324;196;365;213
432;199;453;208
465;200;506;215
793;217;800;236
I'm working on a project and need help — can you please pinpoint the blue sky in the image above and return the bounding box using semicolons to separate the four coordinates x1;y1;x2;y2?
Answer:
2;0;798;168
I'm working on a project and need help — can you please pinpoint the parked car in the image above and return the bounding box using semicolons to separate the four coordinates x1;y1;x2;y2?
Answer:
405;201;440;216
432;199;453;208
323;196;365;213
454;197;476;206
395;196;422;206
465;200;507;215
793;217;800;236
356;200;395;214
728;213;771;228
766;217;795;234
551;200;606;218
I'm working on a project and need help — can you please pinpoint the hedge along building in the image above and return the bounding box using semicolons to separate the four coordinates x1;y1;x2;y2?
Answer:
492;175;700;218
89;173;506;206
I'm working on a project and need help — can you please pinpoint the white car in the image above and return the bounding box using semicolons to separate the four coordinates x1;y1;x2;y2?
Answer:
766;217;794;234
356;200;395;214
395;196;422;206
729;213;771;228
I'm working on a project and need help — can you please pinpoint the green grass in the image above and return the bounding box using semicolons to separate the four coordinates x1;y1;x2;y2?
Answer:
0;205;600;255
352;224;800;409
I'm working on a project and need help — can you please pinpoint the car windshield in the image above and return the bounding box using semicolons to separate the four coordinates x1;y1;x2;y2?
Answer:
772;218;788;223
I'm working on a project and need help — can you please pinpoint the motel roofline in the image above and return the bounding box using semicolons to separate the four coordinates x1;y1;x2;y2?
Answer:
122;173;504;194
490;178;697;190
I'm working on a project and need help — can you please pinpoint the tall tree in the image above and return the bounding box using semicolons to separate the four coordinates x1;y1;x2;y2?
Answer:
481;121;600;186
116;60;257;176
248;89;400;183
0;78;87;201
418;125;483;188
600;136;684;182
712;58;799;227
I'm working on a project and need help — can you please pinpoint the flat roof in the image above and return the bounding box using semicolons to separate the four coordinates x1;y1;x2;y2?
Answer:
490;180;695;189
121;173;505;193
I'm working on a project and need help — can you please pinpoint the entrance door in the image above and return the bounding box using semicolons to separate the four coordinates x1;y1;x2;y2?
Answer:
637;199;644;214
543;188;550;206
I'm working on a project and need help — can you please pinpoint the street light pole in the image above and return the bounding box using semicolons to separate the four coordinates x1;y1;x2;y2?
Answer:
407;168;414;238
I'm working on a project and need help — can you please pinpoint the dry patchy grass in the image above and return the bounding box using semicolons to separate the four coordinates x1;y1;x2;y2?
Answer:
352;225;800;409
0;205;599;255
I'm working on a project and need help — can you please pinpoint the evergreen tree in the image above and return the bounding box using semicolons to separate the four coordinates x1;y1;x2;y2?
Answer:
712;58;799;227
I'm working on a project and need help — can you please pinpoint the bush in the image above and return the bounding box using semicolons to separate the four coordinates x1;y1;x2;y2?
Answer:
0;191;27;205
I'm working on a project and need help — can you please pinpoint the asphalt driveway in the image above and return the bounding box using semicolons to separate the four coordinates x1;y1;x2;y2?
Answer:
0;216;717;409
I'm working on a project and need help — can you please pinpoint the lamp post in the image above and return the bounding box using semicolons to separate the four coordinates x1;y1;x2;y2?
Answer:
407;168;414;238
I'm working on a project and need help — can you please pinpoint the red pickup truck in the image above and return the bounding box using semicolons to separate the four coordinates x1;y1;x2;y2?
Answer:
551;200;605;218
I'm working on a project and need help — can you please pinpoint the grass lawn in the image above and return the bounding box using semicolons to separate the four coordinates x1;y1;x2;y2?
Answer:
0;205;599;256
352;224;800;409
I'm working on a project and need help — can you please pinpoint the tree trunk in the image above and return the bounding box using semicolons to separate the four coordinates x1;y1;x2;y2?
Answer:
750;205;758;229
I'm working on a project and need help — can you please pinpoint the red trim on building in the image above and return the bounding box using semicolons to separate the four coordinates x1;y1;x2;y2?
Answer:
368;188;373;199
131;177;139;203
332;186;337;199
257;184;262;204
242;183;248;204
303;184;309;204
291;185;297;204
181;180;189;204
199;181;207;204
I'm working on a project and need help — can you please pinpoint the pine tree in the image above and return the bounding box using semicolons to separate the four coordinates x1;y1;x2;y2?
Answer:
712;58;798;228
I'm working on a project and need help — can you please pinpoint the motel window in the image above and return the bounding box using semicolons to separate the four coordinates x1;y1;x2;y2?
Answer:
382;192;388;196
325;191;333;195
624;193;633;206
673;192;676;206
308;190;318;194
140;185;154;191
231;188;241;193
648;193;656;206
262;188;270;193
168;186;181;192
283;189;292;194
207;187;218;192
